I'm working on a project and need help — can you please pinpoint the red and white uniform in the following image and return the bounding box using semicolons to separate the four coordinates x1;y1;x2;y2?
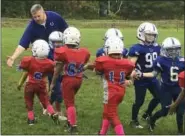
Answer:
20;56;54;111
95;56;135;126
54;45;90;108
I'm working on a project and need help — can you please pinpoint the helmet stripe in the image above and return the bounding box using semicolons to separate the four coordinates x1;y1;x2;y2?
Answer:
152;25;156;31
171;38;175;44
115;29;118;36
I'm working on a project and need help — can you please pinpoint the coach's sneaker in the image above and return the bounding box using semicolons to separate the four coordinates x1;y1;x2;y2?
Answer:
51;113;60;125
142;112;151;121
27;119;35;126
129;120;144;129
68;125;78;134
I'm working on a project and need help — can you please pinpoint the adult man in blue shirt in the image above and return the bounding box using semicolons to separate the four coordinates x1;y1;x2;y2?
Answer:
7;4;68;123
7;4;68;66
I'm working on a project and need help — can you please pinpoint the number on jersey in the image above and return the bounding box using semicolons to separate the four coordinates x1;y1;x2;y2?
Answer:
145;52;158;68
34;72;43;80
170;66;179;81
109;71;125;84
67;63;84;76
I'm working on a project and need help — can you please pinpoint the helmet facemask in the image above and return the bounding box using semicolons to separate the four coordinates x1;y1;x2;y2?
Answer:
51;41;63;48
163;47;181;59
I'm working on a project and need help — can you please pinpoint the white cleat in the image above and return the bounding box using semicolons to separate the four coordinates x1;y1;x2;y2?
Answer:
58;115;67;121
42;108;48;115
130;120;144;129
135;125;144;129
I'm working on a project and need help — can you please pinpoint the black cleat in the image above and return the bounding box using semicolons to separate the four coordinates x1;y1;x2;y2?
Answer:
27;119;35;126
129;120;144;129
51;113;60;125
68;125;78;134
142;113;151;121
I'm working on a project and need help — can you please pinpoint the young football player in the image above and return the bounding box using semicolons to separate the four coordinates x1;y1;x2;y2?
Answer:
96;28;128;58
17;31;67;121
18;39;59;125
47;31;67;121
135;37;185;134
50;27;90;134
128;22;161;128
86;36;135;135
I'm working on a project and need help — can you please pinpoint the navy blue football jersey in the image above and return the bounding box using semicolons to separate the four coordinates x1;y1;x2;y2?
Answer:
154;56;185;86
96;47;128;58
128;43;161;73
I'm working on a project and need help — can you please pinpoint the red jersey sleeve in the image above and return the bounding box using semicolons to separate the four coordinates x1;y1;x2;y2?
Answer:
19;56;32;71
178;71;185;89
54;47;66;62
95;56;107;73
85;50;90;64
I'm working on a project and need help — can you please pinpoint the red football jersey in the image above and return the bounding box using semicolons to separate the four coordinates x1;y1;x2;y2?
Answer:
178;71;185;89
95;56;135;90
54;45;90;78
20;56;54;84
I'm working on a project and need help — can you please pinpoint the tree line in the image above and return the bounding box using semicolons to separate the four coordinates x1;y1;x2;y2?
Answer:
2;0;184;20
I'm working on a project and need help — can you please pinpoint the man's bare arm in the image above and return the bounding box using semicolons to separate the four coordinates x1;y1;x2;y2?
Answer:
7;45;25;67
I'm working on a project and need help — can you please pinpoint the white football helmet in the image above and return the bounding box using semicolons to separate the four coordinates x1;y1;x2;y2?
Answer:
49;31;63;48
161;37;181;59
137;22;158;44
104;28;124;41
104;36;124;55
32;39;50;58
63;26;81;47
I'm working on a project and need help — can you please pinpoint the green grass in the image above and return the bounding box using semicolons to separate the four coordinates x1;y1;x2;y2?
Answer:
1;24;184;135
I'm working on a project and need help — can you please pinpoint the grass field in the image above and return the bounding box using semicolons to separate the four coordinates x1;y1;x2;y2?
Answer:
1;20;184;135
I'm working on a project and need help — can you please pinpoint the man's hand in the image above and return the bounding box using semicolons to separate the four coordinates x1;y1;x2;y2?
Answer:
7;56;15;67
7;45;26;67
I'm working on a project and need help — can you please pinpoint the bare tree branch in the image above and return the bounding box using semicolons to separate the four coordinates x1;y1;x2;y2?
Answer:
115;1;123;15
